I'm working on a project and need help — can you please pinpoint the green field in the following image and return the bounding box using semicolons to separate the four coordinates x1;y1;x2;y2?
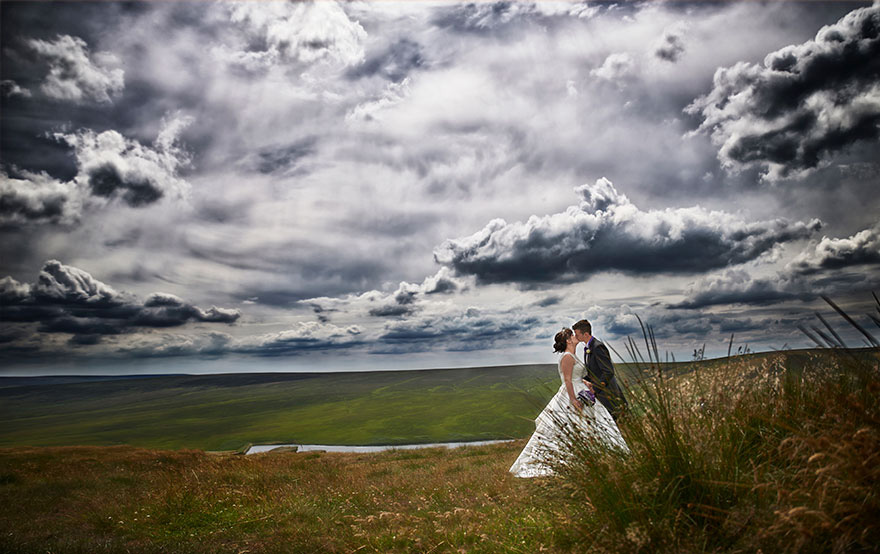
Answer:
0;364;565;451
0;351;821;452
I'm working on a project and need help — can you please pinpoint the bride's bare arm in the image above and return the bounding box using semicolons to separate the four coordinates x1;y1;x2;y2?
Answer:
560;356;583;411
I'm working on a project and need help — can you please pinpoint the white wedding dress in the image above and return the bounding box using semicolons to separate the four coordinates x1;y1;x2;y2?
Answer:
509;351;629;478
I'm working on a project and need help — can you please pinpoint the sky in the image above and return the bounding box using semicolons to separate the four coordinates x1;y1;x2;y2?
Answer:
1;0;879;375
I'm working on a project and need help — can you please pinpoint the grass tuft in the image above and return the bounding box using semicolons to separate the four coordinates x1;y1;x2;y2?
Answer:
543;295;880;553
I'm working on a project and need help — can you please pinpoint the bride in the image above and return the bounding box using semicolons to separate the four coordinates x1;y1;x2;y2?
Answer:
509;327;629;478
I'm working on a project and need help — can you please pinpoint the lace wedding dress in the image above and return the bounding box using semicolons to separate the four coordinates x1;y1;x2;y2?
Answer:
509;351;629;478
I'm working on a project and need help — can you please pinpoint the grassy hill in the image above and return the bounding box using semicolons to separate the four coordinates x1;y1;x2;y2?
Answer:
0;350;839;452
0;364;564;451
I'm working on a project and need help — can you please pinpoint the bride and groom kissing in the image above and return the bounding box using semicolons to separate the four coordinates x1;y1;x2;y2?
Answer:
509;319;630;478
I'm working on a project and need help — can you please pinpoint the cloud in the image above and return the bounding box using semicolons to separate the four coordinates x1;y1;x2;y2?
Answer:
105;321;364;359
56;113;193;208
112;331;234;359
673;221;880;309
687;4;880;181
0;169;81;225
430;1;598;35
787;221;880;274
1;116;193;228
347;38;424;82
374;307;542;353
431;2;538;34
233;322;363;357
671;269;811;310
653;23;686;62
590;52;635;83
435;178;822;285
237;137;317;175
28;34;124;103
345;77;412;123
304;268;468;320
0;260;240;340
226;0;367;69
1;80;32;98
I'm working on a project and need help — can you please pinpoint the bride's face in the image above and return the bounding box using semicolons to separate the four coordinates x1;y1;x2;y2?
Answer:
567;334;577;349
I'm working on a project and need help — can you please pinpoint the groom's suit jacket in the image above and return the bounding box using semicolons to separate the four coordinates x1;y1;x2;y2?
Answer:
584;338;628;420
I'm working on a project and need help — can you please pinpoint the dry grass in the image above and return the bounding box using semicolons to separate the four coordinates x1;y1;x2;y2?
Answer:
0;441;580;553
549;345;880;553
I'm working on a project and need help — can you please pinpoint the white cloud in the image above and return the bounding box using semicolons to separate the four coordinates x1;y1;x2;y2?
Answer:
227;0;367;68
55;114;194;208
590;52;636;83
28;34;124;103
788;221;880;274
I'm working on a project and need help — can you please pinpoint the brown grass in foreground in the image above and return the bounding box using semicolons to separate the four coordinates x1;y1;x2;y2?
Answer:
0;441;578;553
550;345;880;553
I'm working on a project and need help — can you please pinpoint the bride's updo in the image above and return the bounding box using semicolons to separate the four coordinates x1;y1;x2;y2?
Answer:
553;328;573;353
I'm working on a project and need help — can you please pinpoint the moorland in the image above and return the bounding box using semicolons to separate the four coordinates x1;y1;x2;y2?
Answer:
2;346;879;553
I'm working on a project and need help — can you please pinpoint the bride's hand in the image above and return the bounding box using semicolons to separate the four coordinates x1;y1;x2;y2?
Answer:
583;379;595;395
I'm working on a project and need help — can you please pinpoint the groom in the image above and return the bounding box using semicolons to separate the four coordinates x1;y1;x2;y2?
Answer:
572;319;628;421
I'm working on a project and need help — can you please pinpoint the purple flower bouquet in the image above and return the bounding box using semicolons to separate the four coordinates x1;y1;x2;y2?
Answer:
577;388;596;407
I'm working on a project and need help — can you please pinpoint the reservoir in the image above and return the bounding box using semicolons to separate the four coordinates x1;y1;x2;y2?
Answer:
246;439;515;455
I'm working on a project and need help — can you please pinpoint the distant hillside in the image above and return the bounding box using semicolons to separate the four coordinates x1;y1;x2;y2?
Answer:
0;364;560;451
0;350;841;451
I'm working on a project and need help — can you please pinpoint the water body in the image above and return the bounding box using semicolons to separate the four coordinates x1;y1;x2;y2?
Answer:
246;439;515;455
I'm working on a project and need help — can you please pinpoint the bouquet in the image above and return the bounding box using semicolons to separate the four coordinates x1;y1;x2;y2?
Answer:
577;387;596;407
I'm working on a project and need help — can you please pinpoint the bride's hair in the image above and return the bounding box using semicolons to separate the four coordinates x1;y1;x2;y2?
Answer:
553;328;573;353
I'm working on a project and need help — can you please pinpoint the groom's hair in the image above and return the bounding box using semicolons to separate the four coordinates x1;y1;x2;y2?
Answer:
572;319;592;334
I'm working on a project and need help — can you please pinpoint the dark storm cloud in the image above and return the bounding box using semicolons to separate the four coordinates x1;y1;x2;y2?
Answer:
86;163;163;207
788;221;880;275
435;179;821;285
688;4;880;181
0;119;192;227
674;222;880;310
0;169;79;226
347;39;424;82
68;334;102;346
374;310;541;353
671;270;812;310
369;304;418;318
0;260;240;336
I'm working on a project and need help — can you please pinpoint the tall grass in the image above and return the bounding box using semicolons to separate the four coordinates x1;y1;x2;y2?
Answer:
544;296;880;553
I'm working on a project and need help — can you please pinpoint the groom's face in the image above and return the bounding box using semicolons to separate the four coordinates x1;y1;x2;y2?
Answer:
574;329;587;343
